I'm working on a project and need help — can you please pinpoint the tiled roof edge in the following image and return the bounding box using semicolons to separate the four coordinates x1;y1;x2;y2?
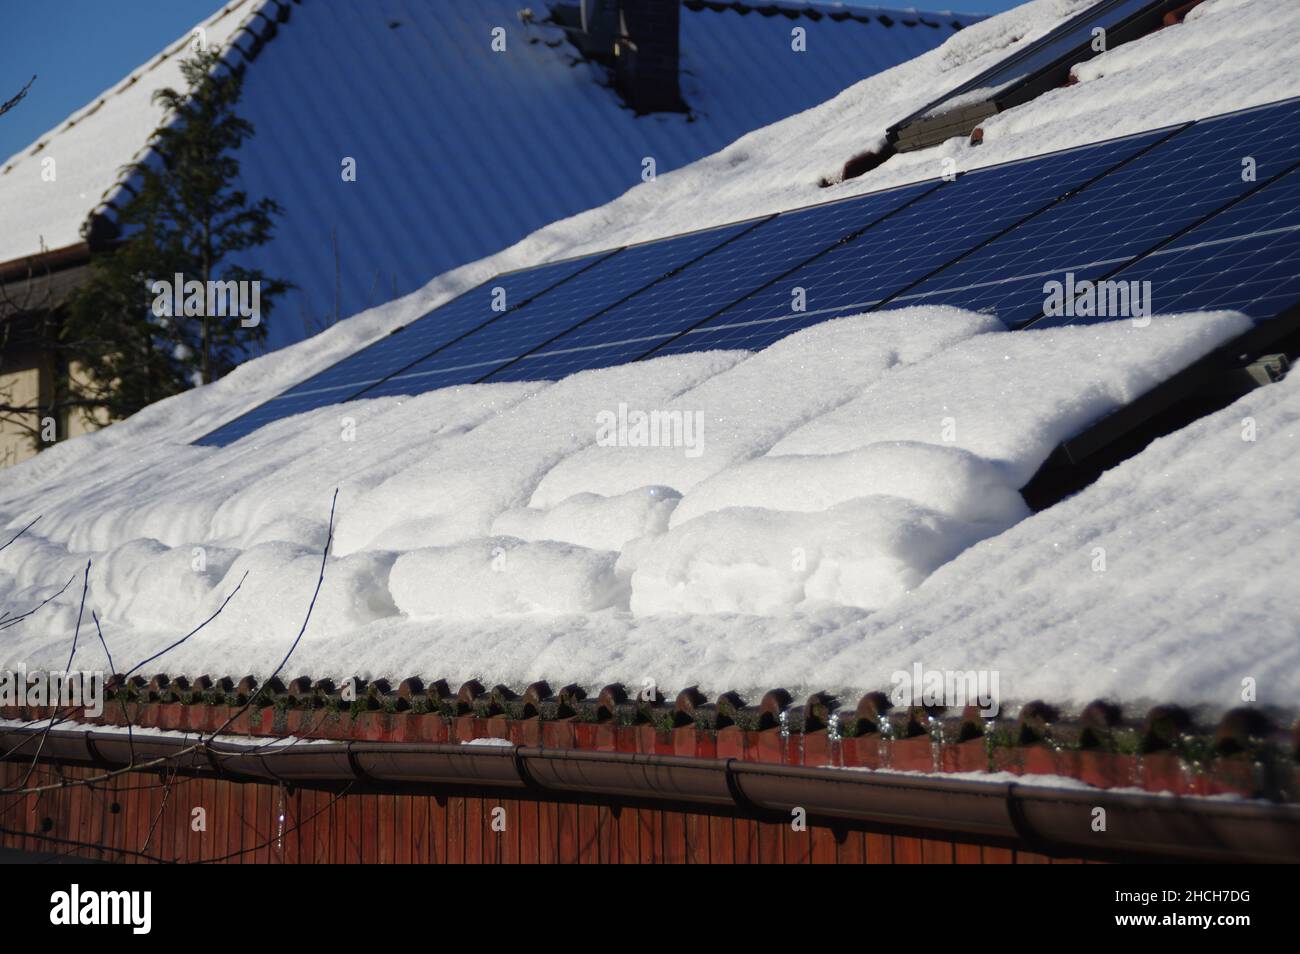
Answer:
8;675;1295;799
7;687;1296;801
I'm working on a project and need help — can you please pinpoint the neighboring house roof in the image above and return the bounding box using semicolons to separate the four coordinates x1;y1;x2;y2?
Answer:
0;0;979;351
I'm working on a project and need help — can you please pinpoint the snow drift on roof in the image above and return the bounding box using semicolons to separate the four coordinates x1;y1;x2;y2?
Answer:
1;0;1298;711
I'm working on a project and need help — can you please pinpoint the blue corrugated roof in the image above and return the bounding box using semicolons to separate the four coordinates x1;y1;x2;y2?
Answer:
6;0;979;352
222;0;981;348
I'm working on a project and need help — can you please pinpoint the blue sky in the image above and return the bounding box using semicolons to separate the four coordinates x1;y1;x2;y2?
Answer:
1;0;1017;163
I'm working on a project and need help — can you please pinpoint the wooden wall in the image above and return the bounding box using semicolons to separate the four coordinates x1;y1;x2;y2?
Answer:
0;760;1090;864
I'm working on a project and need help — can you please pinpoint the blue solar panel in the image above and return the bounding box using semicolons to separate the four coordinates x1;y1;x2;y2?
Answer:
949;0;1154;103
895;0;1157;131
1033;165;1300;328
195;251;611;445
357;219;760;396
197;96;1300;449
886;97;1300;326
642;126;1173;358
482;179;940;381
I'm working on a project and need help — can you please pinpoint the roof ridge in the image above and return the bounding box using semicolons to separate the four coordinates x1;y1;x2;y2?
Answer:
0;0;260;177
84;0;291;242
681;0;972;29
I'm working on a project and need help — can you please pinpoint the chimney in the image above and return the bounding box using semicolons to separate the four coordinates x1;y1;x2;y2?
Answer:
612;0;685;114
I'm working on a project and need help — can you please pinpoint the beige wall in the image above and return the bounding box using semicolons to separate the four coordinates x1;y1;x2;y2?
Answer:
0;355;48;469
66;360;112;437
0;353;110;469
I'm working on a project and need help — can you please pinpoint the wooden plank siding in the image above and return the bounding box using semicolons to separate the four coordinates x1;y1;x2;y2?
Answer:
0;762;1093;864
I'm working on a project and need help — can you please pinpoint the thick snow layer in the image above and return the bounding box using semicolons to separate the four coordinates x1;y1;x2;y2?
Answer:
331;351;743;554
530;307;1001;507
494;487;681;553
628;495;1000;615
669;441;1032;529
770;312;1253;485
16;355;1292;711
1;0;1298;710
0;309;1262;709
390;539;626;617
798;365;1300;709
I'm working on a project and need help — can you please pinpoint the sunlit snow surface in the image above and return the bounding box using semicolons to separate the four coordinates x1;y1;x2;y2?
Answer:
1;308;1280;711
2;0;1299;709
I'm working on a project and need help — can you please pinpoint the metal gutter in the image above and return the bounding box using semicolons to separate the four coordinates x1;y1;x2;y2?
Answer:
0;242;90;283
4;725;1298;862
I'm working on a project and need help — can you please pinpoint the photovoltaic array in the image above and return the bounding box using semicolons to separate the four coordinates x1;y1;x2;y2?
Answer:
645;125;1175;358
199;249;615;444
486;178;940;383
197;96;1300;447
361;218;759;397
893;96;1300;326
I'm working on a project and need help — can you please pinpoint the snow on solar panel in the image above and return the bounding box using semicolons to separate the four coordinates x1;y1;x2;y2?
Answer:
942;0;1155;104
197;98;1300;447
886;96;1300;327
481;179;940;382
896;0;1153;129
356;218;761;399
641;126;1176;359
1032;166;1300;328
195;250;612;446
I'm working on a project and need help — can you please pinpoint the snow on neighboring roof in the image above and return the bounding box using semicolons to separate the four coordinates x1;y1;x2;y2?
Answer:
0;0;979;351
1;0;1299;711
0;0;260;257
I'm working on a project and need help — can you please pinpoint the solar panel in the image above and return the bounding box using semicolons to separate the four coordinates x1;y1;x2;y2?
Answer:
885;97;1300;327
481;178;940;382
1032;165;1300;328
196;96;1300;448
891;0;1161;137
641;126;1174;358
941;0;1156;105
356;218;760;398
195;251;611;446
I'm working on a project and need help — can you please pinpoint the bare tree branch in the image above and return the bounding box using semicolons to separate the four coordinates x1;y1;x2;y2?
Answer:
0;75;35;120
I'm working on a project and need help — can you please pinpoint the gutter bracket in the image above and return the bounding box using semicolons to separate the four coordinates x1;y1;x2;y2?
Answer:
723;760;787;825
1004;782;1059;859
345;743;375;786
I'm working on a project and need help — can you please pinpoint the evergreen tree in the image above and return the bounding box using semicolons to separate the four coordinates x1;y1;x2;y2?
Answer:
68;46;289;416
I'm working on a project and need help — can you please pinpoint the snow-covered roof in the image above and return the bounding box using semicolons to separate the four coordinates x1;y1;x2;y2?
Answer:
2;0;1299;714
0;0;978;351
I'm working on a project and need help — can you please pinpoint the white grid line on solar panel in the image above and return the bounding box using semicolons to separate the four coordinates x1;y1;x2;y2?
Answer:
192;251;612;445
886;97;1300;327
356;219;758;397
636;129;1175;358
482;180;942;381
1032;168;1300;327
